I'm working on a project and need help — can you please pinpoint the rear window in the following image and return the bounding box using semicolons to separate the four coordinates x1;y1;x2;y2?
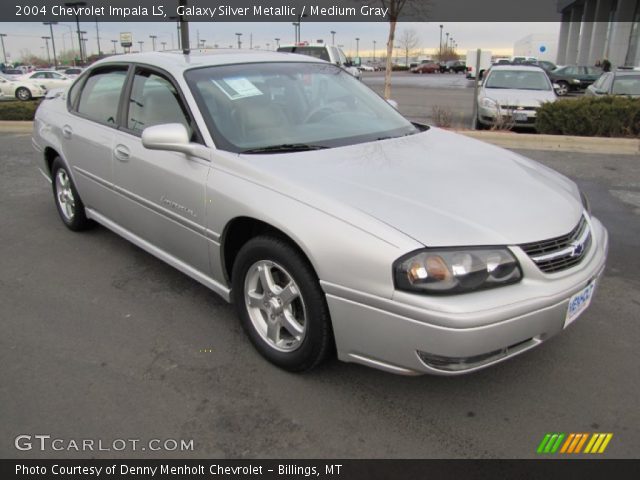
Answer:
277;46;330;62
612;76;640;96
76;67;128;125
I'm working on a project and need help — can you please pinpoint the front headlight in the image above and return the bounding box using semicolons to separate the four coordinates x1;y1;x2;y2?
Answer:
394;248;522;295
571;78;580;84
480;97;498;109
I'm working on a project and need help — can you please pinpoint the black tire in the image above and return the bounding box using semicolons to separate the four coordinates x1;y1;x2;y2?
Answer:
556;81;569;96
51;157;93;231
15;87;32;101
232;236;333;372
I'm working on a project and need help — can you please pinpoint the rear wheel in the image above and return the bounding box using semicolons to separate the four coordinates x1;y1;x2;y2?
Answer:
15;87;31;101
51;157;93;231
232;236;333;372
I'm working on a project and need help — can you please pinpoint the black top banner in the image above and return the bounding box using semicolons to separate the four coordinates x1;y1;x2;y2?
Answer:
2;0;630;23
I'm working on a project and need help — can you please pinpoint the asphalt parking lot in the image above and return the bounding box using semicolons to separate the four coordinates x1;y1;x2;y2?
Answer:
1;131;639;459
361;71;581;128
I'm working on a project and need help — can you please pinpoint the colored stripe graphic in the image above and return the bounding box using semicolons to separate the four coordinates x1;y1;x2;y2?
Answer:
539;433;613;454
585;433;613;454
537;433;565;454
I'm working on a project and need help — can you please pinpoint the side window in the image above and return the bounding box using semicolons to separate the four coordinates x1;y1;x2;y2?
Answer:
32;72;45;79
127;70;192;136
51;72;63;79
76;67;128;125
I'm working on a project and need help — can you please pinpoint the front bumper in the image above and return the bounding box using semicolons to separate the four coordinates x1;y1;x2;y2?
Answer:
323;216;608;376
478;105;538;128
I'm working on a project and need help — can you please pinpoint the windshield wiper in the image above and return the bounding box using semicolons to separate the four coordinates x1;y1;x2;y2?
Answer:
240;143;330;154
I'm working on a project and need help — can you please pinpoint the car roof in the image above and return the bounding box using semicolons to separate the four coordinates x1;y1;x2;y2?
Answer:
91;49;320;74
488;65;546;72
614;70;640;76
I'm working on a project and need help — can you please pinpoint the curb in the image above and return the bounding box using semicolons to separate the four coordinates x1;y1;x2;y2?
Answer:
0;121;33;133
1;121;638;154
459;130;639;155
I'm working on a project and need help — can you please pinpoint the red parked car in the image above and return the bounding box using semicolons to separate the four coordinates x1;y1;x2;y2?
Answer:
411;62;440;74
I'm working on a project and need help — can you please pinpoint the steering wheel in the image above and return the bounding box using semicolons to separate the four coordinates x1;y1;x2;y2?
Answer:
304;105;337;123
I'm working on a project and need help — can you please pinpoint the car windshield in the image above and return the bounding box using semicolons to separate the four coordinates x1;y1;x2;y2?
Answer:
612;76;640;96
185;62;420;153
485;70;551;90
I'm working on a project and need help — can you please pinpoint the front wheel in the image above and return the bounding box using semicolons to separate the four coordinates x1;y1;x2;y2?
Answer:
51;157;93;231
232;236;333;372
15;87;32;101
556;81;569;96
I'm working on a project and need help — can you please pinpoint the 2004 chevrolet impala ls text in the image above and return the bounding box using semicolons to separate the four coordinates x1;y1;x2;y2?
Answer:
32;50;608;375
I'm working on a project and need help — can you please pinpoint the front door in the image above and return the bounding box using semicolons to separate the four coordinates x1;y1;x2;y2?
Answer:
111;67;211;275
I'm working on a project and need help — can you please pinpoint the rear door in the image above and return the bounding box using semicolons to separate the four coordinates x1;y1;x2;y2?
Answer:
62;65;129;221
111;66;211;275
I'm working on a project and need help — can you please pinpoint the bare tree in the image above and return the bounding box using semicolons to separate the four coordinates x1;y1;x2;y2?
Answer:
398;29;420;69
378;0;429;99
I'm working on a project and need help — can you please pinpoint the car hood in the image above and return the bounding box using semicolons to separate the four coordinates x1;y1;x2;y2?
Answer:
240;128;582;247
480;88;557;106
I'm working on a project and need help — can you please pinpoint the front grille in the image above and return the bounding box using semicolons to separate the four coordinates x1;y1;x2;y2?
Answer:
500;105;537;111
520;216;591;273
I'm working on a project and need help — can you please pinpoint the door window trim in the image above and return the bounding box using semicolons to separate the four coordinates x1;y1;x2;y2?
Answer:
119;63;204;145
68;63;132;130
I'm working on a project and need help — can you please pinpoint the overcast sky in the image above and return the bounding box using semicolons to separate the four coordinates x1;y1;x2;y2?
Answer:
0;22;560;61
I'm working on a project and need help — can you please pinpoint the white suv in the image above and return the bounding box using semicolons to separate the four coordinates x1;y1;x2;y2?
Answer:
277;42;362;80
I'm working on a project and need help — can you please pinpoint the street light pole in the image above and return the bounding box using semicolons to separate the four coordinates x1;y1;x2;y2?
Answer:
161;42;167;51
0;34;7;65
330;30;336;46
355;37;360;57
274;38;280;48
43;22;58;68
41;36;51;65
95;18;101;55
138;41;144;52
235;32;242;49
373;40;376;61
149;35;157;51
111;39;117;54
445;32;449;58
439;25;443;61
65;2;87;64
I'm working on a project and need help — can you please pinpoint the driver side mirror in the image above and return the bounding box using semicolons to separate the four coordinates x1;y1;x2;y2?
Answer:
142;123;199;156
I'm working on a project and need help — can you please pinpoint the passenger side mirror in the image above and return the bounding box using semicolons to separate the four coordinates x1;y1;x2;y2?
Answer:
142;123;195;156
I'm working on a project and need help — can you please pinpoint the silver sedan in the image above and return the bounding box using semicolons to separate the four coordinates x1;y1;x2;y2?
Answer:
32;51;608;375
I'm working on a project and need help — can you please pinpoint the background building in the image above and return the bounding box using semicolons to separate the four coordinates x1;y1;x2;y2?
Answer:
514;34;558;61
557;0;640;66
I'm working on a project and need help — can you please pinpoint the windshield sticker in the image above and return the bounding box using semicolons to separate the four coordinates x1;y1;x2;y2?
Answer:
212;77;263;100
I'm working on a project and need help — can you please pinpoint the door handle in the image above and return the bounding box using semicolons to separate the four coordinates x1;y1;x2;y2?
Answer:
62;125;72;139
114;144;130;162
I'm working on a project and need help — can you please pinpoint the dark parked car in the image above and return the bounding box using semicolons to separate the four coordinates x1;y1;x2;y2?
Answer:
586;70;640;97
444;60;467;73
548;66;602;95
536;60;558;73
411;62;440;74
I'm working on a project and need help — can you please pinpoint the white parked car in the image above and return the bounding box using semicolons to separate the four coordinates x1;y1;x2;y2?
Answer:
477;65;557;129
0;74;46;101
358;64;375;72
21;70;72;91
32;51;607;375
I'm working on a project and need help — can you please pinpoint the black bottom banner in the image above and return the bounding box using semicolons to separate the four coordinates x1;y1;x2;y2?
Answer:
2;459;639;480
